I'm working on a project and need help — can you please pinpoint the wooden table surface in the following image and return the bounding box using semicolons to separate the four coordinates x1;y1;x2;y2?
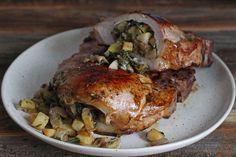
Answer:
0;1;235;156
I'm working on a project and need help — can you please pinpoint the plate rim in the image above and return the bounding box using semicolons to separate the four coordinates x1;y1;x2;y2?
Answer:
1;28;235;156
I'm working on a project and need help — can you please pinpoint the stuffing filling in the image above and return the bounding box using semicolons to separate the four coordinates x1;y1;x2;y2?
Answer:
84;20;158;74
111;20;157;59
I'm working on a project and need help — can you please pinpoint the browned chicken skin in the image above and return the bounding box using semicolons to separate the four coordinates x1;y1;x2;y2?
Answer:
54;62;176;134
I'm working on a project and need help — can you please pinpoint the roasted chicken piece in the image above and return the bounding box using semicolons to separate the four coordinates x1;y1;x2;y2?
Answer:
53;57;177;134
93;12;213;71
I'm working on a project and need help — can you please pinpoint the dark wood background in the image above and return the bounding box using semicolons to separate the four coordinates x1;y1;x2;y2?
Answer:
0;0;235;156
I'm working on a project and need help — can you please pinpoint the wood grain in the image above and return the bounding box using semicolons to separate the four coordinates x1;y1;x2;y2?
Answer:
0;1;235;33
0;0;235;156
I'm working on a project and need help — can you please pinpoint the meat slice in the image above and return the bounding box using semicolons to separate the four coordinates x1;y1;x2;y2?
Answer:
93;12;213;71
53;54;177;134
149;68;196;102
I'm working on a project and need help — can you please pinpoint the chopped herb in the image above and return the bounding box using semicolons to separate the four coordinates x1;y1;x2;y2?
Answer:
67;137;80;143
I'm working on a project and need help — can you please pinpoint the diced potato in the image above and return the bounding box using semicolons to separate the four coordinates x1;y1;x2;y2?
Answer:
107;42;121;52
61;124;76;136
31;112;49;130
93;137;120;148
122;42;133;51
137;32;152;44
20;99;36;110
108;60;118;70
146;128;165;142
82;108;95;132
43;128;56;137
54;125;76;141
77;129;94;145
49;114;62;129
72;119;84;131
150;138;169;146
54;128;69;141
27;113;38;124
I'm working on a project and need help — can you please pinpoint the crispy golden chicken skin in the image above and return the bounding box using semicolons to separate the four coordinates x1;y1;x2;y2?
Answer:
53;61;176;134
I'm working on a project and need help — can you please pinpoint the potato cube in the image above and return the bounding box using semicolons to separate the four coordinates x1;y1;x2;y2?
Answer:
60;124;76;136
43;128;56;137
20;99;36;110
72;119;84;131
77;129;94;145
146;128;165;142
54;128;69;141
82;108;95;132
137;32;152;44
122;42;133;51
31;112;49;130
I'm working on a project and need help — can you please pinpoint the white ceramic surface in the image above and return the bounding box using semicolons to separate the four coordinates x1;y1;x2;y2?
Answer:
1;27;235;156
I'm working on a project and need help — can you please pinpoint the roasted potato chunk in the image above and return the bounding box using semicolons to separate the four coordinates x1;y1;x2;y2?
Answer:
31;112;49;130
20;99;36;110
77;129;94;145
72;119;84;131
43;128;56;137
82;108;95;132
146;128;164;142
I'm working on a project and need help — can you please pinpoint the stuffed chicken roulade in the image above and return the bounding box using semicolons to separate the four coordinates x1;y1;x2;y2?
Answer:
93;12;213;71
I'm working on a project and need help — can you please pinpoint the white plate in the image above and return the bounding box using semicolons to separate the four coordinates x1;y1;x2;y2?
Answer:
1;27;235;156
